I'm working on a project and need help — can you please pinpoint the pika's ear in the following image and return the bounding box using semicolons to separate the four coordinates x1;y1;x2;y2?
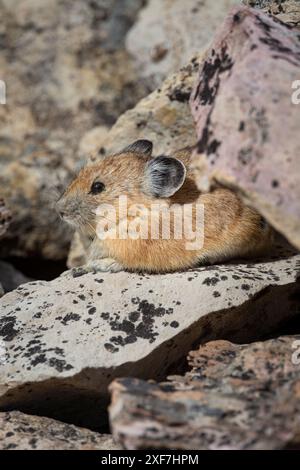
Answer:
143;156;186;198
122;139;153;157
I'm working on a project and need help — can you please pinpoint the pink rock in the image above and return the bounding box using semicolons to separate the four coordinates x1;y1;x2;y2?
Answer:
190;5;300;249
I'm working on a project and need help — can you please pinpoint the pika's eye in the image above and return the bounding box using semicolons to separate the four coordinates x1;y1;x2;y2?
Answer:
89;181;105;195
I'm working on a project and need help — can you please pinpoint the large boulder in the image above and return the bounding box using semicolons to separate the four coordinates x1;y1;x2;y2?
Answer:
0;245;299;428
110;335;300;450
0;411;119;450
190;6;300;250
0;0;148;260
0;199;12;297
126;0;240;86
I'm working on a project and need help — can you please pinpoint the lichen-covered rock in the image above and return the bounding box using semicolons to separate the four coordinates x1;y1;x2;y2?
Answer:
0;246;299;428
68;53;203;267
0;411;119;450
126;0;240;86
243;0;300;28
0;0;148;260
110;335;300;450
190;6;300;250
0;199;11;239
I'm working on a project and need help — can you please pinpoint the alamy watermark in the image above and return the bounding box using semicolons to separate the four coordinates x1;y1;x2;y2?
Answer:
291;80;300;105
0;80;6;104
95;196;205;251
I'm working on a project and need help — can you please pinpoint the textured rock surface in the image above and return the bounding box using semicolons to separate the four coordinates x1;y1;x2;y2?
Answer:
0;199;11;239
0;0;148;260
110;335;300;450
243;0;300;28
190;6;300;250
126;0;239;86
0;411;119;450
0;199;12;297
67;53;203;267
0;245;299;428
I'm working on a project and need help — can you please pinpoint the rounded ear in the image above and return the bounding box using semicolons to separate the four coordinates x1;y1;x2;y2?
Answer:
143;156;186;198
122;139;153;156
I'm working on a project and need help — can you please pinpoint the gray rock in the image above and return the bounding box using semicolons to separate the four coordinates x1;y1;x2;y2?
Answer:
0;244;299;428
0;411;119;450
0;199;11;239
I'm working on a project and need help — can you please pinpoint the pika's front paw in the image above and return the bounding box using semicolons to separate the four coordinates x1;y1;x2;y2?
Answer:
71;258;123;276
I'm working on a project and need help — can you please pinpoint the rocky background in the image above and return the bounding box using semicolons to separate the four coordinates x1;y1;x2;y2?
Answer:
0;0;300;450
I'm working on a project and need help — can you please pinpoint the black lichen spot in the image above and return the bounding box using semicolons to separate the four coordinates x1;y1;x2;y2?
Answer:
170;321;179;328
167;87;191;103
129;311;140;322
101;312;110;320
88;307;96;315
213;291;221;298
0;316;19;341
48;358;73;372
193;46;234;106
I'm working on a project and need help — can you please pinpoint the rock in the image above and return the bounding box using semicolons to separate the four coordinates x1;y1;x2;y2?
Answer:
126;0;240;87
0;244;299;428
0;261;31;293
0;0;148;260
109;335;300;450
243;0;300;28
190;6;300;250
0;200;12;297
0;199;11;239
68;53;203;267
0;411;119;450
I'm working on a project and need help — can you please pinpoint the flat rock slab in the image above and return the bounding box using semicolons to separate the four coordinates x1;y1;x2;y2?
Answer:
0;411;119;450
190;5;300;249
0;247;299;428
110;335;300;450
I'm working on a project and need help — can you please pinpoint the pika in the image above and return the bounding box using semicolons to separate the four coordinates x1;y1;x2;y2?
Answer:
56;140;272;274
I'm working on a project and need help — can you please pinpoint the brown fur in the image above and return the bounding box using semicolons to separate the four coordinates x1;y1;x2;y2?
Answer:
57;147;273;273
